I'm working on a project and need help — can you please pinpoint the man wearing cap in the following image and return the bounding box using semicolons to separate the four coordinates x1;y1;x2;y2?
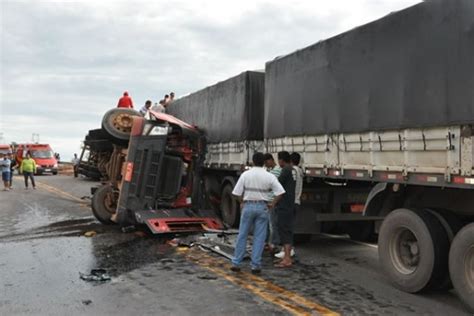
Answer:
231;152;285;274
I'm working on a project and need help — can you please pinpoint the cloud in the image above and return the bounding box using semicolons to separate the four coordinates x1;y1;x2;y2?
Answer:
0;0;421;159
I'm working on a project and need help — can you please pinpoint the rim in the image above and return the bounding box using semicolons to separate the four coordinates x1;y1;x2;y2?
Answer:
389;227;420;275
465;245;474;290
112;114;133;133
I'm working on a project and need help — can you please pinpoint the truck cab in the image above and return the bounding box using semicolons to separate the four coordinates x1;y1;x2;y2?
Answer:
0;145;12;155
90;109;223;234
16;144;58;175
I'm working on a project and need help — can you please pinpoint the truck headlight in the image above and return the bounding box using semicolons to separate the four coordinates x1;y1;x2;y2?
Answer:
54;163;58;168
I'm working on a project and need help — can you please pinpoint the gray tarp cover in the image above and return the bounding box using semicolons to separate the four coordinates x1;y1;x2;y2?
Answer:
168;71;264;143
264;0;474;138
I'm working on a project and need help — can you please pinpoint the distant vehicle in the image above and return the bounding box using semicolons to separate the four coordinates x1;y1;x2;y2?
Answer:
16;144;58;175
0;144;12;155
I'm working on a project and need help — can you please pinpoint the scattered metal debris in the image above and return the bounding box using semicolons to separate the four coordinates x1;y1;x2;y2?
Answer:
79;269;111;282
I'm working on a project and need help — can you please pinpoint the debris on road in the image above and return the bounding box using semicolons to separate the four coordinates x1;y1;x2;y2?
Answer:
84;231;96;237
79;269;111;282
81;299;93;306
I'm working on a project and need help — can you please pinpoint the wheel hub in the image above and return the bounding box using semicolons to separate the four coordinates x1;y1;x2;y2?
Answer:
112;114;133;132
390;228;420;274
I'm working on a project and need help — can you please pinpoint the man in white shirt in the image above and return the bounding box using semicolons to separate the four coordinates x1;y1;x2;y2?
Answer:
231;152;285;274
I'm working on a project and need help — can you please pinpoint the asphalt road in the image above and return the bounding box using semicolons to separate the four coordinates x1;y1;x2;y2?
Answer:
0;175;470;315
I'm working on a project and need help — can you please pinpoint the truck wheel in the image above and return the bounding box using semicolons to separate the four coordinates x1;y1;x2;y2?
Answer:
425;208;464;290
220;184;239;228
449;223;474;313
102;108;139;142
378;208;450;293
91;185;117;225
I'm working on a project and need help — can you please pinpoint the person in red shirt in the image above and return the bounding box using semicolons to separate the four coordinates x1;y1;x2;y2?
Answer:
117;91;134;108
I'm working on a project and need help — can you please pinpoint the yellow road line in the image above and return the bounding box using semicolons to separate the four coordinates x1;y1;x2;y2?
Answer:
36;182;89;208
183;248;339;316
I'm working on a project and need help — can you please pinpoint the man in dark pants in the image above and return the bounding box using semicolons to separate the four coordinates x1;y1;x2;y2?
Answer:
275;151;296;268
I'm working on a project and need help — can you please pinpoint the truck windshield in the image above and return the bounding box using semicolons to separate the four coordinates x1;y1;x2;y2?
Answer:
0;149;10;155
30;150;54;159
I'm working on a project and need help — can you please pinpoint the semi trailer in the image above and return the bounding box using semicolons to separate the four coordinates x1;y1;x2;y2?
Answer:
168;0;474;311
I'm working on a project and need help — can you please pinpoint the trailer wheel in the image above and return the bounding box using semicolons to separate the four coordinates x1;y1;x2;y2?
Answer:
91;185;117;225
220;184;239;228
425;208;464;290
102;108;139;142
449;223;474;313
378;208;450;293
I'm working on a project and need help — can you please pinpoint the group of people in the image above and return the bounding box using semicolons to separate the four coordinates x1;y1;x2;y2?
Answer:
117;91;175;116
231;151;303;274
0;152;38;191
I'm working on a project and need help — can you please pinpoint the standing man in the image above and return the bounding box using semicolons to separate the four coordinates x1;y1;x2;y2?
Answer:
231;152;285;274
165;92;175;107
274;151;297;268
8;153;16;188
275;152;304;259
20;152;37;190
117;91;134;109
139;100;152;116
0;154;11;191
150;100;166;113
263;153;282;252
72;153;80;178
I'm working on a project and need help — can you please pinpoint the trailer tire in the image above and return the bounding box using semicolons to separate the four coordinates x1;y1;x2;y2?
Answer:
220;184;239;228
91;185;117;225
425;208;464;290
102;108;139;142
449;223;474;313
378;208;450;293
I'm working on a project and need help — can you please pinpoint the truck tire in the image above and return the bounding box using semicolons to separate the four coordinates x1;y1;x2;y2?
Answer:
220;184;239;228
91;185;117;225
101;108;139;142
449;223;474;313
425;208;464;290
378;208;450;293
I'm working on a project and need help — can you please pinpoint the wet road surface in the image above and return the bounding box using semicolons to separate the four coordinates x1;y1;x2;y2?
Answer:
0;175;470;315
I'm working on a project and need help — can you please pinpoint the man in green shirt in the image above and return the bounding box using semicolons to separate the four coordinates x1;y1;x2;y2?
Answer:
20;153;37;189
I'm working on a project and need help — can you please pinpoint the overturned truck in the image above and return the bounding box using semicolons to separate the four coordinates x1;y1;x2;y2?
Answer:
88;108;222;234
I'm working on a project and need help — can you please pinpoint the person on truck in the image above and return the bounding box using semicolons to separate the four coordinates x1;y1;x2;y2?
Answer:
263;153;282;253
275;152;303;259
117;91;134;108
274;151;297;268
0;154;11;191
20;153;37;189
230;152;285;274
139;100;152;116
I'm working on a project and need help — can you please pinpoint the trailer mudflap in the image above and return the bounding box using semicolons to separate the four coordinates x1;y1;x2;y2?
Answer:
134;209;223;234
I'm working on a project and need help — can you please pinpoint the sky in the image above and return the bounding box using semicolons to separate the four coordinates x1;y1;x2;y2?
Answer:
0;0;421;160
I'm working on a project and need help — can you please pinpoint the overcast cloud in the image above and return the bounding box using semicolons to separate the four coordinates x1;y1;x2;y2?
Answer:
0;0;420;160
